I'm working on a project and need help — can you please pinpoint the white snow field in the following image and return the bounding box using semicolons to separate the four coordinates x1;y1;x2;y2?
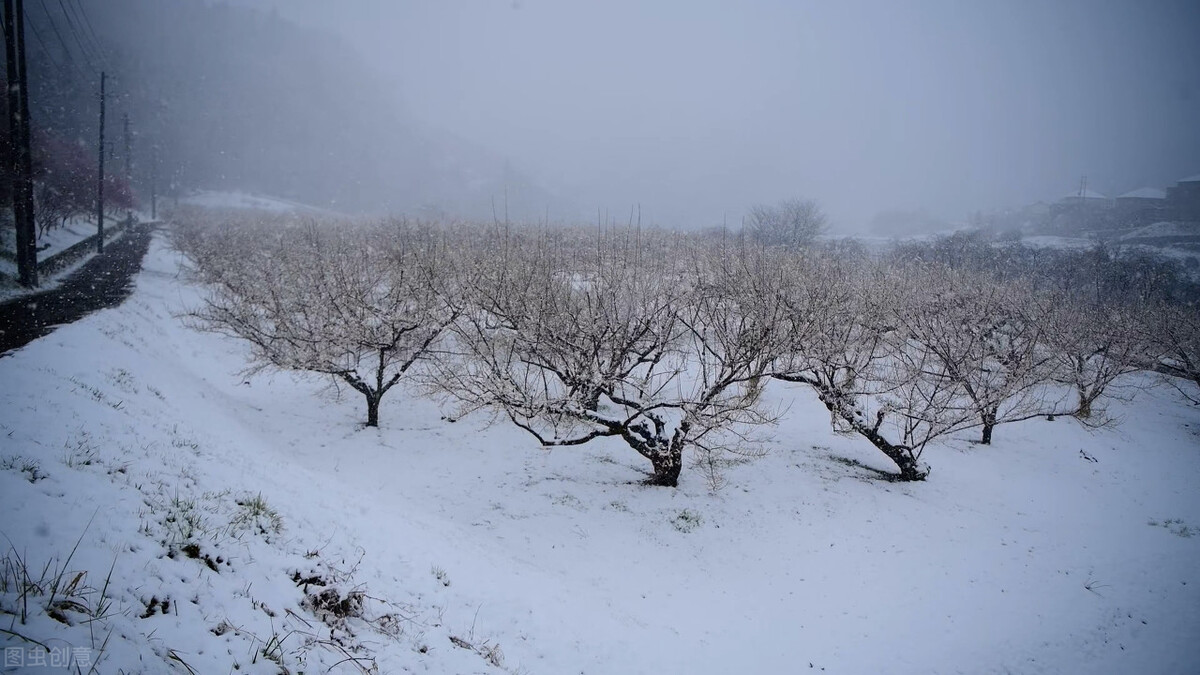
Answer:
178;190;336;216
1;233;1199;674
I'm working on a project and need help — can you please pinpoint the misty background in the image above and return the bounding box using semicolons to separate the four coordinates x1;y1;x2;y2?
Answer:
32;0;1200;231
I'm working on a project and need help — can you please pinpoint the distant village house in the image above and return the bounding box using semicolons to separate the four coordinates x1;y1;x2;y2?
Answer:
1166;174;1200;221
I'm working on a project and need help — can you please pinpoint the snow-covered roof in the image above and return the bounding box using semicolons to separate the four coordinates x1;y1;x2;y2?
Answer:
1178;174;1200;184
1117;187;1166;200
1059;189;1108;201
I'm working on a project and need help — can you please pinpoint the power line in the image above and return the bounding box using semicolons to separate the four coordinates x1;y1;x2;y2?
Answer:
20;10;63;70
39;0;94;66
26;13;86;85
65;0;102;69
54;0;99;67
32;0;92;79
25;11;89;83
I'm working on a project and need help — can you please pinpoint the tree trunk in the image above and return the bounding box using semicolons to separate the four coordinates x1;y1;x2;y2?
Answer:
980;409;996;445
646;447;683;487
814;385;929;481
623;420;686;487
980;423;994;445
1076;389;1092;419
875;441;929;481
365;392;381;427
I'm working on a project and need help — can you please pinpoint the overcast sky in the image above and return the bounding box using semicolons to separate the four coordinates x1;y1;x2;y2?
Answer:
233;0;1200;230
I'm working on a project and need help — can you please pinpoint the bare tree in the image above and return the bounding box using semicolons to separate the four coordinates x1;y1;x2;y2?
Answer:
745;198;827;250
176;213;457;427
895;267;1065;444
34;181;70;238
766;254;975;481
1040;292;1150;423
432;226;779;487
1146;301;1200;406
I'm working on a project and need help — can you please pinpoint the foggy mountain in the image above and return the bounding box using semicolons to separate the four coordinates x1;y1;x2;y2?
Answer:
226;0;1200;231
32;0;567;219
23;0;1200;231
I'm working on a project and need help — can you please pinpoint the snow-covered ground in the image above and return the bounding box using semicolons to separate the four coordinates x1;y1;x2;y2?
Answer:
1019;234;1098;250
178;190;336;216
1121;221;1197;240
32;219;101;261
1;233;1199;673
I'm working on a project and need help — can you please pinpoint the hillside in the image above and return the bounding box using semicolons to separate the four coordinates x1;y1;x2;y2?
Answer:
0;228;1198;672
23;0;567;221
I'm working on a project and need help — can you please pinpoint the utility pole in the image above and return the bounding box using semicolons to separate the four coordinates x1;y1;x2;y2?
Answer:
149;143;156;220
3;0;23;272
121;113;131;224
122;115;130;178
96;71;105;252
4;0;36;287
14;0;33;284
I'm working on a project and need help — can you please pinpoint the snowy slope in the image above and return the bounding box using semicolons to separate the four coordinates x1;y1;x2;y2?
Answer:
1121;221;1199;240
1;233;1199;673
178;190;336;216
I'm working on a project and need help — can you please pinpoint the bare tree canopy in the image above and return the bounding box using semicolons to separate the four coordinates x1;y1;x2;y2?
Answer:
166;209;1197;487
174;211;457;427
745;198;827;250
761;254;976;481
893;266;1065;444
1040;292;1152;423
431;226;781;487
1146;302;1200;406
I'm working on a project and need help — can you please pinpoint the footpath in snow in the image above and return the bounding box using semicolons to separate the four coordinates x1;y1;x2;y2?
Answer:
0;223;156;355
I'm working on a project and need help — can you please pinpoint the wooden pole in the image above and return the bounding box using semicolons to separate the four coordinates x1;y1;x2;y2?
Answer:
96;71;105;252
4;0;36;286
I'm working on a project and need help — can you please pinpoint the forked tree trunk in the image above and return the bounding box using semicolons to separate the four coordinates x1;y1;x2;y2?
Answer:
354;348;408;428
1076;387;1093;419
623;419;688;487
339;352;402;428
646;446;684;487
980;409;997;445
365;391;381;427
